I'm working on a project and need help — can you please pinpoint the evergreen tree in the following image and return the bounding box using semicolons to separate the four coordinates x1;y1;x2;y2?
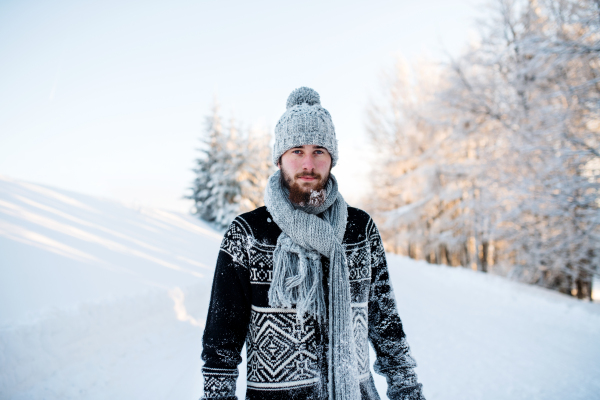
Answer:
188;103;274;229
189;104;240;228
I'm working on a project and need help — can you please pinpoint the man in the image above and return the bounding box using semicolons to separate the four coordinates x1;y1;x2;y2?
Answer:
201;87;425;400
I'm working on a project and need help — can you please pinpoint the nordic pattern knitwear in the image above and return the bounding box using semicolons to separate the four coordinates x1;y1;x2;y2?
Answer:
200;206;427;399
264;170;360;400
273;87;339;167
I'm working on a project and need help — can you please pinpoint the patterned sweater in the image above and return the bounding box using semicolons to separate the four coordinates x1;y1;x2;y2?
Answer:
201;206;425;400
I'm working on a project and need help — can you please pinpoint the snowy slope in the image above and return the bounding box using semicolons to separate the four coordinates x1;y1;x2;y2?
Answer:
1;176;599;400
0;175;221;324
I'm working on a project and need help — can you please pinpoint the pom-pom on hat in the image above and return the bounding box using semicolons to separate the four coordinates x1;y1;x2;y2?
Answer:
273;87;338;167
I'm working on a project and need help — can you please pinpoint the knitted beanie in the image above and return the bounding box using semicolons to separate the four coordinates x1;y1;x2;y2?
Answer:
272;87;338;167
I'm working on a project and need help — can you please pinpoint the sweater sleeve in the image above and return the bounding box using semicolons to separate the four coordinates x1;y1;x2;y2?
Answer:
367;220;426;400
201;218;252;400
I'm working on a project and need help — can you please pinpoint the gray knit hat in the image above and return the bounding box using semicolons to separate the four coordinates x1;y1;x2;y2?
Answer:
273;87;338;167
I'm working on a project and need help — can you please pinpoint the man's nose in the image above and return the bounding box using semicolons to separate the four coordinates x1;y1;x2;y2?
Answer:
302;154;315;170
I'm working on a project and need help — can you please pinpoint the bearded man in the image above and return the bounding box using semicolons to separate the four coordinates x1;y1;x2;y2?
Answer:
201;87;425;400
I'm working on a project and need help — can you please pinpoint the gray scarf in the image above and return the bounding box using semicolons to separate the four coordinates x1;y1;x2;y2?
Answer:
264;170;360;400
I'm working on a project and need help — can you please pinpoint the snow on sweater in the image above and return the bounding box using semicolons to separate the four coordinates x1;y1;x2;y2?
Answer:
201;206;425;400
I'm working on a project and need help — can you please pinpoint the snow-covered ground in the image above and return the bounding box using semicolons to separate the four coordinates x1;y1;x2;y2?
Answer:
1;176;599;400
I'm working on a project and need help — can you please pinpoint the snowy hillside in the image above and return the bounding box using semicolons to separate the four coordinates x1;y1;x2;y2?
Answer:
1;176;599;400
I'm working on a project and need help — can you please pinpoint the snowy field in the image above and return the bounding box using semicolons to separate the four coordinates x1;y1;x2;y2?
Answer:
1;175;599;400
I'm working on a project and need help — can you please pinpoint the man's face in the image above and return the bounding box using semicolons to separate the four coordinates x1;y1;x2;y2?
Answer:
278;145;332;207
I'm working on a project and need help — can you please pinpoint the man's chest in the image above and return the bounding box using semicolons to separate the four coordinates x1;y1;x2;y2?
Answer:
245;236;373;304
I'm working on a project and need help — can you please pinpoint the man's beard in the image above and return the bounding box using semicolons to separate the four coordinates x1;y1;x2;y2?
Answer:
280;169;329;208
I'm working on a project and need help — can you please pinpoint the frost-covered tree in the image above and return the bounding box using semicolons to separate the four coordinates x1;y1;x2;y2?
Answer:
238;127;274;212
367;0;600;299
189;104;240;227
446;0;600;297
188;103;274;229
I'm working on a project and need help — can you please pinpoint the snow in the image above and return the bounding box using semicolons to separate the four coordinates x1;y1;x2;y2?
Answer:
386;255;600;400
1;176;599;400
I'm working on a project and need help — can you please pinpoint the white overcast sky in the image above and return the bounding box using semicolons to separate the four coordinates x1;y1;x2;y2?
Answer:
0;0;484;212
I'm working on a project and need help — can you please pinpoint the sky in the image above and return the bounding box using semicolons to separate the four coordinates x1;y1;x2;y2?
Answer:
0;0;485;212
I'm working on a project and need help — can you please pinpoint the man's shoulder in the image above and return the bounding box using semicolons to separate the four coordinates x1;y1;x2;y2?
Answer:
345;206;379;242
237;205;373;224
235;206;271;225
347;206;373;224
231;206;281;240
229;205;376;239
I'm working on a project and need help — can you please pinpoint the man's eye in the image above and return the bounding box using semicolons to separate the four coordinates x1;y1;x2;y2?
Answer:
315;150;323;154
293;150;302;154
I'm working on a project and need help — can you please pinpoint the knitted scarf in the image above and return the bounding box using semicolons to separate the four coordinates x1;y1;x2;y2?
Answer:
264;170;360;400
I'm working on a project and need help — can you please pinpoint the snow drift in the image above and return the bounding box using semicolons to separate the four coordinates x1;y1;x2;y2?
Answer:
0;176;599;399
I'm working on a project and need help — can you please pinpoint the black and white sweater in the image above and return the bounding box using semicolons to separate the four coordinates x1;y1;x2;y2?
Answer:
201;206;425;400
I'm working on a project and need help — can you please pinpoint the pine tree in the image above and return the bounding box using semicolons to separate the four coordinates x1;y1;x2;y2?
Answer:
189;104;241;228
188;103;274;229
189;103;223;222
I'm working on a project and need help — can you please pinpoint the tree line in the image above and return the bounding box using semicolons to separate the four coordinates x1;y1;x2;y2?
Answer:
365;0;599;299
